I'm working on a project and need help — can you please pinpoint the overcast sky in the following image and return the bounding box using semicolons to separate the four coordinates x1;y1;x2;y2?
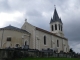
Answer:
0;0;80;53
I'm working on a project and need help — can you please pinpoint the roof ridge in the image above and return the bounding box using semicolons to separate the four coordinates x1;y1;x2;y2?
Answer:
0;25;30;34
36;27;67;40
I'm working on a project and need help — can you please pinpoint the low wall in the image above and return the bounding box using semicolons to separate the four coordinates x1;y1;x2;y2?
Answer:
0;48;79;60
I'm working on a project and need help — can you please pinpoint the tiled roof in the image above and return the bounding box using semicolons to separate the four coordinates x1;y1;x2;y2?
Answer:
36;27;67;40
0;25;30;34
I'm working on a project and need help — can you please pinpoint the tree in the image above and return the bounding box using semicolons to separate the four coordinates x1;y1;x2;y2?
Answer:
69;48;75;54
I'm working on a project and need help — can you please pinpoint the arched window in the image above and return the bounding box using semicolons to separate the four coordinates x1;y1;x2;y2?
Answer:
25;41;27;45
44;36;46;45
55;24;57;30
66;48;67;52
57;40;59;47
59;24;60;30
51;25;54;31
61;25;62;31
15;44;20;48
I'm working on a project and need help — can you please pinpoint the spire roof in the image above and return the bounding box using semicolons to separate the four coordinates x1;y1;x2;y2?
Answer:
50;7;62;24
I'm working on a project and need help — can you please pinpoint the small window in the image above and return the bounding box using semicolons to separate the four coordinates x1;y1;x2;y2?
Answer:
59;24;60;30
44;36;46;45
55;24;57;30
66;48;67;52
25;41;27;45
61;25;62;31
15;44;20;47
51;25;54;31
7;37;11;41
57;40;59;47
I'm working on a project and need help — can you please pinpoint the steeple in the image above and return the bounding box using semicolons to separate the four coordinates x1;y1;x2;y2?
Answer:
50;6;62;24
50;6;64;37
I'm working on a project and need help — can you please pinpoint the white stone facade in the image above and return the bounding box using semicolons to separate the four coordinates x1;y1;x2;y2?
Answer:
0;20;69;53
21;20;69;53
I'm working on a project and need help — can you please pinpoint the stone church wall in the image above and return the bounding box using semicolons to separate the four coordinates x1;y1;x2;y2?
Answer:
0;30;29;48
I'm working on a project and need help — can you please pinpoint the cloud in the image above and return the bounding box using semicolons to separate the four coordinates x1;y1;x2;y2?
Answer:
69;40;80;53
0;11;24;27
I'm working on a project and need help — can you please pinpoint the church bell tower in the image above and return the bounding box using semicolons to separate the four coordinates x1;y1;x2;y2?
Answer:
50;6;64;37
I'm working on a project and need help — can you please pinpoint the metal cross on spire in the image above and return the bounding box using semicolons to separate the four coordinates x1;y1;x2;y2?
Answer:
54;5;56;9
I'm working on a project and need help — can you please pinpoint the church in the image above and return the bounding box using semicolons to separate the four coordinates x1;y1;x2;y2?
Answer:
0;7;69;53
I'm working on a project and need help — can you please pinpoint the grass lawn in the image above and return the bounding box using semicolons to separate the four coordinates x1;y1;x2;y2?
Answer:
16;57;80;60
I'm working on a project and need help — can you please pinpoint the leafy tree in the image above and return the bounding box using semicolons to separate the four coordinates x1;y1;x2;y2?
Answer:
69;48;75;54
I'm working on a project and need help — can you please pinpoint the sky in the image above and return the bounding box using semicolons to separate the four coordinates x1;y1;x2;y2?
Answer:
0;0;80;53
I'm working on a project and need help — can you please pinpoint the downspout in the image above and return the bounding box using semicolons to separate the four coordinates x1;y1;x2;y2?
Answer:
1;29;4;49
29;34;31;48
62;39;64;52
35;29;36;49
51;35;52;48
